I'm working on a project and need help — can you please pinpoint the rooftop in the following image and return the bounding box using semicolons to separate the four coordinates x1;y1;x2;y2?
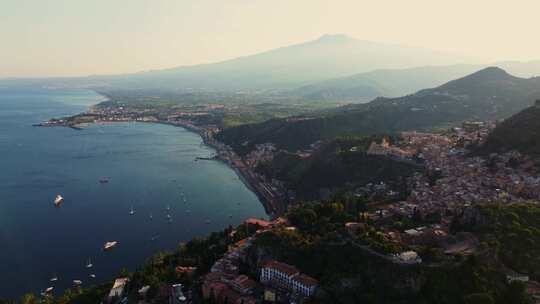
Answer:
263;260;300;276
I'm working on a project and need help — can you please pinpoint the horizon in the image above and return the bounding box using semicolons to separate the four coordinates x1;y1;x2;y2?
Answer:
3;0;540;78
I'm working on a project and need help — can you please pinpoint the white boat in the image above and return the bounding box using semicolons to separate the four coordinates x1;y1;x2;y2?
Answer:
73;280;82;285
54;195;64;206
103;241;118;250
50;275;58;282
166;205;171;211
45;287;54;293
86;258;93;268
149;213;153;220
129;206;135;215
89;274;96;278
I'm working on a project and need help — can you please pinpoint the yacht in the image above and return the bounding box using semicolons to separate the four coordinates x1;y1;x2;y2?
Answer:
86;258;93;268
103;241;118;251
54;195;64;207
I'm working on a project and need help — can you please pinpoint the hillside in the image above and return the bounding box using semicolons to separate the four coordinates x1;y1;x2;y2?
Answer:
217;67;540;153
289;64;485;102
255;137;422;200
477;101;540;157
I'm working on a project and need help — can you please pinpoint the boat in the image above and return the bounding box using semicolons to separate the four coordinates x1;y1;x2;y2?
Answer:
45;287;54;293
149;213;153;220
103;241;118;250
99;177;109;184
73;280;82;286
54;195;64;207
129;206;135;215
166;205;171;211
89;274;96;278
50;275;58;282
150;234;160;241
86;258;93;268
228;214;233;218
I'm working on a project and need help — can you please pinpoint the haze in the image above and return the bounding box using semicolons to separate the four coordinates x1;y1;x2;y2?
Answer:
2;0;540;78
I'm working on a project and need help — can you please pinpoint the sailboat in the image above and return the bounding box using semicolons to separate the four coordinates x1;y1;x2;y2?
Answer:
129;206;135;215
85;258;93;268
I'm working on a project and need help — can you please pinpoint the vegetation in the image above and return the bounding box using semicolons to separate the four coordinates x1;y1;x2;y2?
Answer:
218;68;540;153
249;199;533;304
255;136;422;200
477;104;540;157
454;203;540;279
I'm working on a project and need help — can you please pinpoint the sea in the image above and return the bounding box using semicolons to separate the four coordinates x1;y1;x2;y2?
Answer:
0;87;266;299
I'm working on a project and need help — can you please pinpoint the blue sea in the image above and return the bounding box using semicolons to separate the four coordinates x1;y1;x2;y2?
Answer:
0;88;266;299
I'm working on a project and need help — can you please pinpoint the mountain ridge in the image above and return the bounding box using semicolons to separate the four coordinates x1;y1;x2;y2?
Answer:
217;67;540;154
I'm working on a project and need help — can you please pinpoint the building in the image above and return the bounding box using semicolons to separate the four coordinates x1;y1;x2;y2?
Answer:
230;275;257;295
260;260;318;297
291;274;318;297
107;277;129;302
393;251;422;264
260;260;300;288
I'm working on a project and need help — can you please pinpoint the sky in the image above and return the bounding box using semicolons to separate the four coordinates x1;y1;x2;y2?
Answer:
1;0;540;78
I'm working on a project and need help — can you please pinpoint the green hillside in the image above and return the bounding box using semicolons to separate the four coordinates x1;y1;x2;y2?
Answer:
217;67;540;154
477;102;540;157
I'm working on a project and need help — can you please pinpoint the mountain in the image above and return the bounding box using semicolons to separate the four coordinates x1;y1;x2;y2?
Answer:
288;65;485;102
289;62;540;103
92;34;474;91
477;101;540;157
217;67;540;154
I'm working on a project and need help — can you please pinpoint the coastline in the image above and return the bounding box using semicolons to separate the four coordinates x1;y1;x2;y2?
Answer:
35;108;284;220
138;119;285;219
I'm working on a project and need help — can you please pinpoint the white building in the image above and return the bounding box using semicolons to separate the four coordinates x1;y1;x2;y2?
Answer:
260;260;318;297
108;277;129;301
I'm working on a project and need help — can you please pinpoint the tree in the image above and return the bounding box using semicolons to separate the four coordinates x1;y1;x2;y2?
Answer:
463;293;494;304
19;294;38;304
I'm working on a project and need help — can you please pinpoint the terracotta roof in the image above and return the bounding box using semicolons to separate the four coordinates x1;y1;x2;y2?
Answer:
293;274;318;287
245;218;272;227
262;260;299;276
233;275;257;290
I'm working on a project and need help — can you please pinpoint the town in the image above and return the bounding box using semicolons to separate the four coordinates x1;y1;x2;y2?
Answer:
34;101;540;303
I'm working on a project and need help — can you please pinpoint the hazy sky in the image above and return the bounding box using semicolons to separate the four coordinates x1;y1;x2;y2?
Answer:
2;0;539;78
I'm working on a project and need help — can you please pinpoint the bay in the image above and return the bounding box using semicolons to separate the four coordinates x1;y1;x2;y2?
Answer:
0;88;266;299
